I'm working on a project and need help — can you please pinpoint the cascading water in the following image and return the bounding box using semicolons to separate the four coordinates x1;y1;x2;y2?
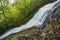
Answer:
0;0;60;39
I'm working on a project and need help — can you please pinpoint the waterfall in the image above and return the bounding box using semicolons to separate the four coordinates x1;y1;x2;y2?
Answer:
0;0;60;39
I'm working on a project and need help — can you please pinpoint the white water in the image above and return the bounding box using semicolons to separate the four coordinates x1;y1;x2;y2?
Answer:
0;0;60;39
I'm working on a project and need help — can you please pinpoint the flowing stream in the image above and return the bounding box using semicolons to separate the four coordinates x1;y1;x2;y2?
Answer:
0;0;60;39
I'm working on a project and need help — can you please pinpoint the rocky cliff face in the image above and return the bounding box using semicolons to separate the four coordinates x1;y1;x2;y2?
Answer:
4;3;60;40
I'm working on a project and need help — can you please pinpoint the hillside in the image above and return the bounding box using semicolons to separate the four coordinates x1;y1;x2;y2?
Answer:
0;0;47;35
4;2;60;40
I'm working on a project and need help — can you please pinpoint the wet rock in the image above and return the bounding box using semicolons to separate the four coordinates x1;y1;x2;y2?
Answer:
57;13;60;24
